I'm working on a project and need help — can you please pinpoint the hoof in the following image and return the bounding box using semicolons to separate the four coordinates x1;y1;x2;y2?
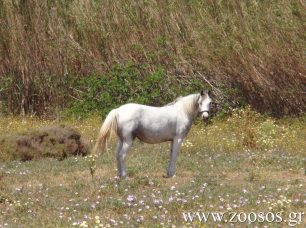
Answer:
119;173;128;179
164;174;176;178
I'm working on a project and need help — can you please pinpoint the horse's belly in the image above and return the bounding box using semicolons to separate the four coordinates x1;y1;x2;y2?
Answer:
135;128;173;144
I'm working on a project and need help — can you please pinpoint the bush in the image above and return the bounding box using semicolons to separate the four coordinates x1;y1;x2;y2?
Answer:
0;125;89;161
65;63;204;117
198;107;306;154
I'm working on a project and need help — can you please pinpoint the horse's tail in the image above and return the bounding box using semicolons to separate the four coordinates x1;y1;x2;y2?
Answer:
93;109;118;154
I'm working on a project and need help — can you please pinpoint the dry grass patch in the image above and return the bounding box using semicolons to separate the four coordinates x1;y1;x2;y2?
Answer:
0;125;89;161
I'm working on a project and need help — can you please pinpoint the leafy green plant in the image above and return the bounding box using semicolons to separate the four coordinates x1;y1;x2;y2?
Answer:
65;63;204;117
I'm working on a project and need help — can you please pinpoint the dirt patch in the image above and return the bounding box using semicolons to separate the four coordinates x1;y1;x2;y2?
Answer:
224;171;247;182
223;170;306;185
0;125;90;161
268;170;306;182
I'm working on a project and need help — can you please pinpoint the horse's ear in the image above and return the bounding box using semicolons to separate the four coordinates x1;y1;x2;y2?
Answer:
200;89;210;96
208;89;212;96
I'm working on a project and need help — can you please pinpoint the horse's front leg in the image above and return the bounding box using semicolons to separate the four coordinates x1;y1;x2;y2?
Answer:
167;137;183;178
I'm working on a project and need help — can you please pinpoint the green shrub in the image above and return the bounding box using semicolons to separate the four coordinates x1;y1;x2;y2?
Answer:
65;63;204;117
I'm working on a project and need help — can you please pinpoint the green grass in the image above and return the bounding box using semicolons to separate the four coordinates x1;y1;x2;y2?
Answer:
0;109;305;226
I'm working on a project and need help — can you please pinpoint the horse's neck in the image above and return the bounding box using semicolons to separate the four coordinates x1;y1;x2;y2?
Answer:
178;94;199;120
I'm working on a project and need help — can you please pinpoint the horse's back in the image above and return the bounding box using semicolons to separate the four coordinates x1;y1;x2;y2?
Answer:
118;103;172;114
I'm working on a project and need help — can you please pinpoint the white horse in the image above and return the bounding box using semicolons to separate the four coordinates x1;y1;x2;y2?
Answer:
93;90;212;178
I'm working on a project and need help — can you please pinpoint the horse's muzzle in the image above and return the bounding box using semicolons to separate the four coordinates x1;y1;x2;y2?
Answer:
201;111;209;119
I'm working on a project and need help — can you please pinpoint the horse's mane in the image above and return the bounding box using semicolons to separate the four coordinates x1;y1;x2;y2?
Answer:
165;96;183;106
165;94;200;116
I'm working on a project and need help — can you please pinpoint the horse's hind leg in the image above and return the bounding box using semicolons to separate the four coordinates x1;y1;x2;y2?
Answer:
115;140;123;177
116;137;133;178
167;137;183;178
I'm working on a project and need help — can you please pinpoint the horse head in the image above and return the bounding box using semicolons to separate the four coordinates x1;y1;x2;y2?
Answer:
198;90;212;120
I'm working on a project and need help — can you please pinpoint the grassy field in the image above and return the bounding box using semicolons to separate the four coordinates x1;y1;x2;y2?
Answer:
0;109;305;227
